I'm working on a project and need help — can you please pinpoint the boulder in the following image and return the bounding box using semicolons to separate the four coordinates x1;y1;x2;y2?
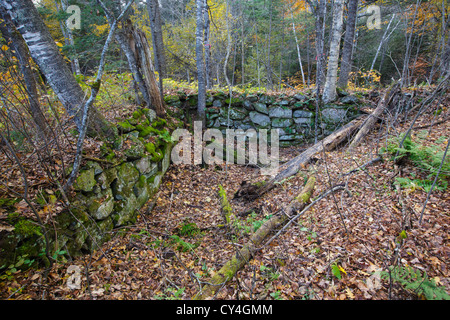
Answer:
269;106;292;118
321;106;348;124
73;168;96;193
271;118;294;128
249;111;271;128
253;102;269;115
293;110;314;118
229;107;248;120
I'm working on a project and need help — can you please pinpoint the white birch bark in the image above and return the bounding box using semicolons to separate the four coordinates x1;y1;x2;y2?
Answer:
323;0;344;104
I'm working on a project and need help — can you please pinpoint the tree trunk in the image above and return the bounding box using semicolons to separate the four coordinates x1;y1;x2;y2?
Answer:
337;0;358;89
147;0;166;97
60;0;81;75
193;176;316;300
313;0;326;90
0;7;49;137
114;24;152;108
2;0;113;138
348;83;400;151
441;18;450;77
195;0;206;124
370;14;398;72
234;116;366;200
132;27;166;117
323;0;344;103
204;1;212;89
291;10;306;86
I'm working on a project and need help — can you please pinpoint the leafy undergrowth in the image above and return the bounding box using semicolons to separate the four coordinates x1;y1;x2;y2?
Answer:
1;93;449;300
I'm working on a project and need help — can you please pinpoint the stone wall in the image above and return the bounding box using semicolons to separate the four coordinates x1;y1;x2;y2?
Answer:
165;91;361;147
0;91;362;269
0;109;173;268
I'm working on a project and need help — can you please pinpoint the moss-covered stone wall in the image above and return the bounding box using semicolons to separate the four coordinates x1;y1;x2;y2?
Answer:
164;91;362;147
0;109;173;269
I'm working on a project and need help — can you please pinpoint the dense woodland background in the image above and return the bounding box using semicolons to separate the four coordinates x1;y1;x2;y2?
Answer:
0;0;449;300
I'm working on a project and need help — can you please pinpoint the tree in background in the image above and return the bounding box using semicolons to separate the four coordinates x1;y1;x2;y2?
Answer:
147;0;166;98
1;0;115;139
323;0;344;103
195;0;207;123
0;7;50;138
337;0;358;89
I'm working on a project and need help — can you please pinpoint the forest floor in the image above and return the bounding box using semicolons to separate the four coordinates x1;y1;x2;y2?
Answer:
0;90;449;301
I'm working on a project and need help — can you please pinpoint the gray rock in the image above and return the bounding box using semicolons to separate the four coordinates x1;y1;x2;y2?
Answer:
259;95;273;104
294;117;312;125
213;99;223;107
134;156;158;175
275;127;297;136
249;111;271;128
340;95;359;104
243;100;254;111
293;93;307;101
253;102;269;114
271;118;294;128
279;134;301;141
269;106;292;118
229;107;248;120
321;107;348;123
214;117;233;127
293;110;314;118
233;120;254;131
88;188;114;220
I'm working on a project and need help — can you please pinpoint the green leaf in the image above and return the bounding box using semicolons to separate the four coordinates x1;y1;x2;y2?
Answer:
331;263;341;280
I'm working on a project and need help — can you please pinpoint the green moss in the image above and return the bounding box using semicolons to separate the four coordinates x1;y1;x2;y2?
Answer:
117;120;136;133
14;220;42;237
137;174;146;188
145;142;164;162
73;168;96;192
225;97;242;105
138;126;157;138
152;118;167;129
0;197;20;208
132;110;143;119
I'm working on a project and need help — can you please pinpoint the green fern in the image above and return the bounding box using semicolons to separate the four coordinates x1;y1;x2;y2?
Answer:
383;131;449;191
381;266;450;300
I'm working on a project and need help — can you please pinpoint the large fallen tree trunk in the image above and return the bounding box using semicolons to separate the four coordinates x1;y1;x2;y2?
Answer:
192;176;316;300
234;116;366;200
348;83;400;151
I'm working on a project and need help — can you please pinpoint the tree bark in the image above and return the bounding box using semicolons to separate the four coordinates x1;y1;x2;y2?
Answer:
2;0;114;139
204;1;212;89
337;0;358;89
348;83;400;151
290;9;306;86
234;116;366;201
193;176;316;300
114;23;153;108
147;0;166;97
60;0;81;75
0;7;49;137
323;0;344;103
132;27;166;117
195;0;206;123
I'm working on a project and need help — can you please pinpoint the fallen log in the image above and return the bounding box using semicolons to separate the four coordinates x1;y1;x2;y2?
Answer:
192;176;316;300
234;116;366;201
348;83;400;151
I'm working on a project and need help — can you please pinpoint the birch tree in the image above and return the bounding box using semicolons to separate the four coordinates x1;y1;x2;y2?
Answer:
147;0;166;96
337;0;358;89
1;0;114;138
323;0;344;103
195;0;207;123
0;7;49;137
